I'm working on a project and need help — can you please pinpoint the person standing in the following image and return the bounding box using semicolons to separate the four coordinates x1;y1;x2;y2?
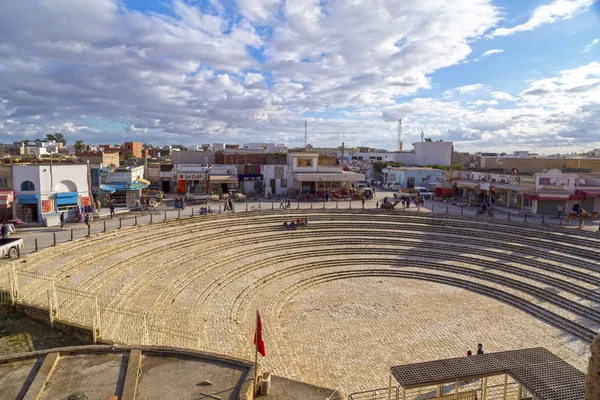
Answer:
557;204;563;219
84;213;91;228
286;197;291;209
60;212;65;229
1;222;6;240
279;198;285;209
228;197;234;212
109;202;115;218
325;192;329;202
477;343;484;355
361;197;365;208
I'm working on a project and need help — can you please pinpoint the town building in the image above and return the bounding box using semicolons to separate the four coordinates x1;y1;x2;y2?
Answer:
122;142;143;159
12;164;91;225
382;167;445;189
286;152;365;196
0;165;14;221
76;151;120;167
348;141;453;167
101;166;148;207
480;155;600;174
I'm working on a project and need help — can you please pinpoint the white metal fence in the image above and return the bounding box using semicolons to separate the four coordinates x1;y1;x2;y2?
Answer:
0;263;200;349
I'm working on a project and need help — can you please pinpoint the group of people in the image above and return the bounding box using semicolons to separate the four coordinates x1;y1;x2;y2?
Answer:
283;217;308;229
224;197;235;212
279;197;292;209
1;220;15;239
466;343;485;357
173;197;186;210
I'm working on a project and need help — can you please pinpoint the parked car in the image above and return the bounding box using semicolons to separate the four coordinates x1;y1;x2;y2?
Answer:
9;219;26;227
0;237;23;258
414;187;434;199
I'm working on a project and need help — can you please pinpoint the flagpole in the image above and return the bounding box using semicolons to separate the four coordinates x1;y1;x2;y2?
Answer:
253;310;259;396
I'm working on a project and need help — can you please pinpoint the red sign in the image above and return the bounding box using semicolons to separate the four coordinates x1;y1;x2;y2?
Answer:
42;200;52;213
81;196;90;206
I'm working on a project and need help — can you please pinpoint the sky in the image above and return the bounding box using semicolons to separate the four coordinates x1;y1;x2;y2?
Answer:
0;0;599;153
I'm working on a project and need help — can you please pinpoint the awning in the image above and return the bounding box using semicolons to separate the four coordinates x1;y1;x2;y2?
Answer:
99;184;116;193
209;175;239;183
0;191;15;208
55;192;79;206
524;193;539;200
537;191;570;201
293;172;366;182
454;180;479;190
108;182;129;190
569;194;585;201
492;183;535;193
17;194;39;205
137;178;151;185
576;189;600;197
128;183;149;190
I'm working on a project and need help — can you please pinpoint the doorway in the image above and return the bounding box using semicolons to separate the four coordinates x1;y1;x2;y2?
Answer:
161;180;171;193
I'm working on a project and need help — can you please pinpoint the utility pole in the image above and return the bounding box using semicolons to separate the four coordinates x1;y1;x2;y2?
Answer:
304;120;308;149
341;142;345;167
397;119;403;151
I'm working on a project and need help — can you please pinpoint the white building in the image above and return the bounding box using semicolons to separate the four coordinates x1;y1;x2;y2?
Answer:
103;166;148;207
242;143;288;153
13;164;90;225
287;152;365;196
348;141;453;167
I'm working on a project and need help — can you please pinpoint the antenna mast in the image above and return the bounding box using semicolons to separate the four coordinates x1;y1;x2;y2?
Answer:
421;130;424;142
397;118;403;151
304;120;308;149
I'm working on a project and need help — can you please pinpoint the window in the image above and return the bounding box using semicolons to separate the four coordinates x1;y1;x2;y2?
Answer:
0;178;7;187
57;205;78;212
21;181;35;191
297;158;313;167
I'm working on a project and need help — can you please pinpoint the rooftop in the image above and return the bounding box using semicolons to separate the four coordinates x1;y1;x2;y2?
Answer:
391;347;585;400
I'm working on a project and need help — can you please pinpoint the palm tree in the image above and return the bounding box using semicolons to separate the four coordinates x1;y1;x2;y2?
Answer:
74;140;86;152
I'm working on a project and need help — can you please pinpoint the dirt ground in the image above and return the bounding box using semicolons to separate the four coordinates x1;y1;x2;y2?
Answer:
0;312;86;356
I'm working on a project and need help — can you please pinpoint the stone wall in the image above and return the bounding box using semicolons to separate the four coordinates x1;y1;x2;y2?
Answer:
587;334;600;400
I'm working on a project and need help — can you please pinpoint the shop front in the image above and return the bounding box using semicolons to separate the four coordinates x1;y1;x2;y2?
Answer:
292;172;366;199
209;174;238;195
491;183;534;209
576;188;600;212
239;174;263;194
15;194;40;223
0;191;14;221
453;180;480;203
176;172;208;195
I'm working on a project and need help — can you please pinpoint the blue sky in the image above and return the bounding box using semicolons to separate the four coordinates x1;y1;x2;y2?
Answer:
0;0;599;153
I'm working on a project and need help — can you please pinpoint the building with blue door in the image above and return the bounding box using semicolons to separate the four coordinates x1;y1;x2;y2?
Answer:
13;164;91;225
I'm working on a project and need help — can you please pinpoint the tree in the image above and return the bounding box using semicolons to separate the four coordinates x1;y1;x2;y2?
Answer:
126;153;135;159
45;133;56;141
74;140;86;152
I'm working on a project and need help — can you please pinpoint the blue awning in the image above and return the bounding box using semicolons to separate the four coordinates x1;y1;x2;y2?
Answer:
17;194;39;205
99;184;116;193
128;183;149;190
108;182;129;190
55;192;79;206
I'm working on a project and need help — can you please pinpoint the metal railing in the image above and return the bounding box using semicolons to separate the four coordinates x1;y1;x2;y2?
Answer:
349;386;398;400
1;263;200;349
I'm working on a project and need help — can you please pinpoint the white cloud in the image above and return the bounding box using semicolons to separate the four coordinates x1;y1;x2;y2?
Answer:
444;84;484;97
481;49;504;57
583;38;599;52
492;0;595;37
491;92;515;101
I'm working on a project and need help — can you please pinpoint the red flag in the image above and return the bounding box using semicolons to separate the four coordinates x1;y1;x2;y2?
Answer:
253;311;266;357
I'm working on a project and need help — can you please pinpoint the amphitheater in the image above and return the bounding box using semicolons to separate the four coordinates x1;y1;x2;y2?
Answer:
12;209;600;394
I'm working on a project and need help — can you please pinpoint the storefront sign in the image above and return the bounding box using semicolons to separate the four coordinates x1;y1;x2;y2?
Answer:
41;200;52;213
178;173;207;180
81;196;91;206
239;174;263;181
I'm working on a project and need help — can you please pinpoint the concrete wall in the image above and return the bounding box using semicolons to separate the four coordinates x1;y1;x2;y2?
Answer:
481;157;600;174
172;151;216;165
413;141;453;166
0;165;13;190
